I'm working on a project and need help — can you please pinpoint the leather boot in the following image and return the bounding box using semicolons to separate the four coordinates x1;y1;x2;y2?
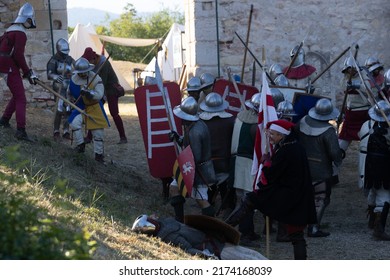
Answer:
170;195;185;223
95;153;105;163
367;205;375;229
225;195;255;227
76;143;85;153
373;202;390;241
15;128;34;142
201;205;216;217
276;222;291;242
290;231;307;260
0;117;10;128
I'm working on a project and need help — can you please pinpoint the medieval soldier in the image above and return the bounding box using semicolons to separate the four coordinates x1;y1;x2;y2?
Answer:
0;2;38;141
297;98;342;237
199;92;236;215
47;38;75;141
338;57;373;155
67;58;110;163
169;96;217;222
283;45;316;90
358;100;390;240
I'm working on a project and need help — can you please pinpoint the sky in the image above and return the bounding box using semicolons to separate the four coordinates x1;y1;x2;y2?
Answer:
67;0;184;14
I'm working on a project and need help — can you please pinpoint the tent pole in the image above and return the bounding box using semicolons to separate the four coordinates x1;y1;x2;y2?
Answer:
215;0;220;77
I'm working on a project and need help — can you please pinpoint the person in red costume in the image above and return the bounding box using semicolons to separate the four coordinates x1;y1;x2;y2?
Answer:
0;3;38;141
283;45;316;91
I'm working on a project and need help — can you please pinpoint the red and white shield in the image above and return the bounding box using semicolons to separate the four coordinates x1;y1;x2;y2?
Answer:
175;145;195;197
134;82;182;179
213;78;259;116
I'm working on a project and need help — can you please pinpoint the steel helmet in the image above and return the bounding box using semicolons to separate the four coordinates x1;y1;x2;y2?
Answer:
290;45;305;67
73;58;95;74
185;77;202;92
341;57;358;73
131;215;156;235
364;56;384;73
276;100;298;118
245;93;261;111
14;3;36;28
269;63;284;81
270;88;285;108
368;100;390;122
173;96;199;121
384;69;390;87
308;98;339;121
144;76;157;86
56;38;70;55
199;72;215;90
199;92;228;113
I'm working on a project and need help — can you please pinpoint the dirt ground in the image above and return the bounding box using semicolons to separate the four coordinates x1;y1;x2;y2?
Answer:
2;92;390;260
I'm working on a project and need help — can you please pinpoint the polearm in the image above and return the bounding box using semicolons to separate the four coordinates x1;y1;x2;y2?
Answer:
235;32;276;85
349;52;390;127
361;66;390;108
311;46;351;84
240;4;254;81
284;40;303;77
226;67;246;111
36;80;97;123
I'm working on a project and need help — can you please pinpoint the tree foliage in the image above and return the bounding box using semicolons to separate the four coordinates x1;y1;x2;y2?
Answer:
95;4;184;63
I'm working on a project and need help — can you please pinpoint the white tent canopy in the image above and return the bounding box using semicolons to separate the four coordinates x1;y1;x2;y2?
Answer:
142;23;185;83
68;23;133;90
99;35;157;47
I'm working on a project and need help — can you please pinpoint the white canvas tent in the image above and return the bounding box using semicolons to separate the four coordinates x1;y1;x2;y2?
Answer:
142;23;185;83
69;23;157;91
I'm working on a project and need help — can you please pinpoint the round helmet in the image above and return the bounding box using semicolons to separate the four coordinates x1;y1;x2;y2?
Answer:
384;69;390;87
245;93;261;111
14;3;36;28
277;100;298;118
173;96;199;121
308;98;339;121
269;63;284;81
364;56;384;73
186;77;202;92
274;74;290;86
56;38;70;55
131;215;156;235
270;88;285;108
341;57;358;73
199;72;215;90
368;100;390;122
289;45;305;67
73;58;95;74
199;92;228;113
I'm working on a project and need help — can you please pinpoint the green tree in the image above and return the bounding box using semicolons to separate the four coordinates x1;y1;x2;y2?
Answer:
96;4;184;63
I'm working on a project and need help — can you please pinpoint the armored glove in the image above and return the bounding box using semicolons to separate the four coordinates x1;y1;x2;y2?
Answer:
168;130;183;146
55;75;64;83
80;88;94;99
24;69;38;85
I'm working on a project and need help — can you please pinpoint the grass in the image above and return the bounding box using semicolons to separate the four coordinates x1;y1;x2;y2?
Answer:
0;99;199;260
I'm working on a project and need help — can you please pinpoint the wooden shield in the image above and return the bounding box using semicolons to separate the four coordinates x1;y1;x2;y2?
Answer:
213;79;259;116
134;82;182;178
174;145;195;197
184;214;241;245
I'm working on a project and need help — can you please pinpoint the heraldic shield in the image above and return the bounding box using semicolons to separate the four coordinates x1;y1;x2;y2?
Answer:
134;82;182;178
174;145;195;198
213;78;259;116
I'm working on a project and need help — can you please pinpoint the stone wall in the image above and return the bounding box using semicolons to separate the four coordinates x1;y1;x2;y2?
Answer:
185;0;390;103
0;0;68;105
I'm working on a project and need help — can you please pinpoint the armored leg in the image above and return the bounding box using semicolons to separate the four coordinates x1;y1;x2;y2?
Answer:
290;230;307;260
373;202;390;241
225;194;255;227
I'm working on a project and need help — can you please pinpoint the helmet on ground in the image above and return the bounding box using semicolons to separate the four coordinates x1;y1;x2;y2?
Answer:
384;69;390;87
276;100;297;119
270;88;285;108
290;45;305;67
269;63;284;81
56;38;70;55
364;56;384;73
73;58;94;74
368;100;390;122
199;72;215;90
185;77;202;92
173;96;199;121
308;98;339;121
200;92;228;113
14;3;36;29
245;93;261;111
131;215;156;235
341;57;358;73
